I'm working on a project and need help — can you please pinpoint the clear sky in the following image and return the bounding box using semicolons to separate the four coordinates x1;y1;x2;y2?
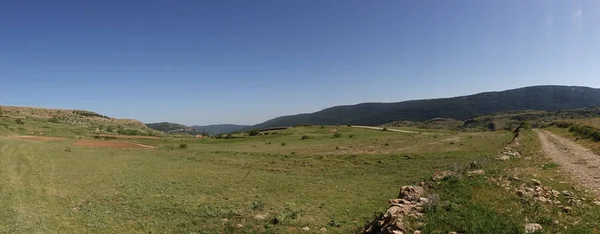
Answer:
1;0;599;125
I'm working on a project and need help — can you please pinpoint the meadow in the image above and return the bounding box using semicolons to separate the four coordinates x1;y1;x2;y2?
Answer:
0;117;516;233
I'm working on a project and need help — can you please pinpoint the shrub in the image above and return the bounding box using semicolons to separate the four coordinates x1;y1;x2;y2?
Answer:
251;201;264;211
348;134;355;138
347;124;352;127
179;144;188;149
48;117;61;123
105;126;114;132
281;142;287;146
248;130;260;136
333;132;342;138
15;119;24;125
225;134;233;139
382;127;387;131
64;147;72;152
301;135;309;140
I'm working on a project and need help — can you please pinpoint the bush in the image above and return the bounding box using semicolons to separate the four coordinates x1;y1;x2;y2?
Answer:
64;147;72;152
247;129;260;136
105;126;114;132
251;201;265;211
179;144;188;149
301;135;309;140
333;132;342;138
349;134;355;138
382;127;387;131
281;142;287;146
15;119;24;125
48;117;61;123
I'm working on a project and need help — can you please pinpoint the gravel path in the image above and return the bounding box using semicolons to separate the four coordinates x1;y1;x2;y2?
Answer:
536;129;600;195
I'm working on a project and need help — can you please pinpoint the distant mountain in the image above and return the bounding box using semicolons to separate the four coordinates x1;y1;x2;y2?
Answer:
247;85;600;129
191;124;249;135
145;122;204;135
145;122;248;135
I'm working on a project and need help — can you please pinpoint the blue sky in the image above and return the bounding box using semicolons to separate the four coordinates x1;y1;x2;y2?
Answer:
1;0;600;125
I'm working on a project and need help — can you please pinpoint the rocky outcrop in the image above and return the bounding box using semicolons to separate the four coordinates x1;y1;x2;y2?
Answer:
363;186;428;234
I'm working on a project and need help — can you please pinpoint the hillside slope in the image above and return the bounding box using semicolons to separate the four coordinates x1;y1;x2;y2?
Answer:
0;105;162;136
191;124;248;135
248;85;600;129
145;122;204;135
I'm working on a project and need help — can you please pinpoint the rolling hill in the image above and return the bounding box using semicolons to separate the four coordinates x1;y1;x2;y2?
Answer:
145;122;248;135
247;85;600;129
145;122;204;135
191;124;248;135
0;105;162;136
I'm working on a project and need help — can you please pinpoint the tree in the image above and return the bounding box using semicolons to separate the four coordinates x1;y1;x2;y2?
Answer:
248;129;260;136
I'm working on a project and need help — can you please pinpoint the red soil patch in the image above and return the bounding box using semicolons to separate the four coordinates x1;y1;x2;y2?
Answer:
13;136;66;141
95;134;161;139
74;140;155;149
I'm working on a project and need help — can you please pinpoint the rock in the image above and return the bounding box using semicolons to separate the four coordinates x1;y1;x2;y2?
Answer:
536;197;548;203
432;171;454;181
391;231;403;234
467;169;485;175
561;206;572;213
516;190;525;197
302;226;310;231
530;179;542;186
221;218;229;223
525;223;543;233
398;186;425;202
449;232;457;234
551;190;560;197
593;201;600;206
497;155;510;161
562;190;573;197
320;227;327;232
413;231;422;234
254;214;267;220
236;223;244;229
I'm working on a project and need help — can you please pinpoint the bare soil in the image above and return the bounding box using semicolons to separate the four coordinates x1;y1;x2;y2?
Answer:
12;136;66;141
74;140;155;149
95;134;160;139
536;129;600;195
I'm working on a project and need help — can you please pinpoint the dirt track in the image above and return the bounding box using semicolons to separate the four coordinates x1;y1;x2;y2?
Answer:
12;136;66;141
352;126;422;134
536;129;600;195
74;140;154;149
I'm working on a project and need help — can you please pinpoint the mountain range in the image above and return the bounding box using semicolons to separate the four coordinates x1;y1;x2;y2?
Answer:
146;85;600;134
145;122;248;135
245;85;600;129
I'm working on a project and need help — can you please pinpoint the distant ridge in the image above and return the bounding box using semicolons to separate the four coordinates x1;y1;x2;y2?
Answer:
246;85;600;129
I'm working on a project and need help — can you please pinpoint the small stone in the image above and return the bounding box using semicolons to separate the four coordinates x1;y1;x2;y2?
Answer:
530;179;542;186
562;190;573;197
593;201;600;206
413;231;422;234
524;223;543;233
467;169;485;175
221;218;229;223
497;155;510;161
391;231;403;234
302;226;310;231
562;206;572;213
449;232;457;234
525;223;542;233
254;214;267;220
236;223;244;229
320;227;327;232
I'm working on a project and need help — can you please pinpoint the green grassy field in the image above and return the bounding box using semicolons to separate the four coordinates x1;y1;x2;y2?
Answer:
0;116;518;233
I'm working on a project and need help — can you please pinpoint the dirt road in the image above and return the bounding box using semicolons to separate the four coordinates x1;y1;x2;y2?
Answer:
352;126;422;134
536;129;600;195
